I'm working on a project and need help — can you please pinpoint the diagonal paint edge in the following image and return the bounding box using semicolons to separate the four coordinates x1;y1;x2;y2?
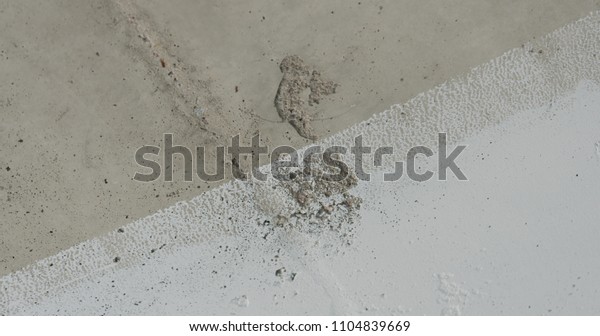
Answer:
1;11;599;315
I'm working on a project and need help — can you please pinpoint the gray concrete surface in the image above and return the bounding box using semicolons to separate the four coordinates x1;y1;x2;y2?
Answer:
1;0;599;276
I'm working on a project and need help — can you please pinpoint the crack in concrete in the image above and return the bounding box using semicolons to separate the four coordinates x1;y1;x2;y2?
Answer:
107;0;225;139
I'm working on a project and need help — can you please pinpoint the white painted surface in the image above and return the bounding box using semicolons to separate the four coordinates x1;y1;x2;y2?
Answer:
2;12;600;316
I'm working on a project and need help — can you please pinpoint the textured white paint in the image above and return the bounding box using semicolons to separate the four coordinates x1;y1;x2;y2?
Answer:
1;12;600;315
